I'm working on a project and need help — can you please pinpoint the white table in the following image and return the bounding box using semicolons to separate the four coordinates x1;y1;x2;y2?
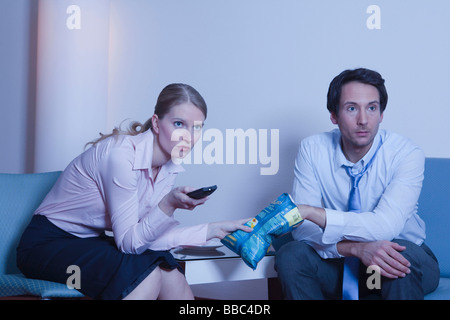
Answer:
171;245;279;297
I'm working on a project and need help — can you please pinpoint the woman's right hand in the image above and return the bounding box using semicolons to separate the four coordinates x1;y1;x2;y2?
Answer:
158;186;209;216
206;218;253;240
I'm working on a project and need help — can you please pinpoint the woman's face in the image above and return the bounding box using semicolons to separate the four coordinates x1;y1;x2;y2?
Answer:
152;102;205;163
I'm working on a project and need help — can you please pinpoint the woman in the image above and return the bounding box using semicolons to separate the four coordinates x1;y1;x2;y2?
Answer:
17;83;252;300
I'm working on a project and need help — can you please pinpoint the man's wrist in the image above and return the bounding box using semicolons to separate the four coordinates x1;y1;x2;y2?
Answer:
297;205;326;228
337;240;362;258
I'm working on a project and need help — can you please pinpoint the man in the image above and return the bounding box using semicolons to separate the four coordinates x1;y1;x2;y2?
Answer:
275;68;440;299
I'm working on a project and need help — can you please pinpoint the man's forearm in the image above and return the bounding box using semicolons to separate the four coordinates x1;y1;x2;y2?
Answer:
336;240;360;257
298;205;411;278
297;205;327;228
298;205;360;258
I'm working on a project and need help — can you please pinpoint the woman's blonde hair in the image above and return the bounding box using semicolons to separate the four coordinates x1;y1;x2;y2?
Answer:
86;83;207;148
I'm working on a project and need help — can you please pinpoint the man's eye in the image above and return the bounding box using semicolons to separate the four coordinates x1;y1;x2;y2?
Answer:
194;125;203;131
347;106;356;111
174;121;183;128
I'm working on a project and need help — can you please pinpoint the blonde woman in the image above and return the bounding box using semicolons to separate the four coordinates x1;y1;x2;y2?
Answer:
17;83;251;300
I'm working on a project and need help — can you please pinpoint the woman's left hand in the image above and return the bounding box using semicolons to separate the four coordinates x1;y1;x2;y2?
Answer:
206;218;253;240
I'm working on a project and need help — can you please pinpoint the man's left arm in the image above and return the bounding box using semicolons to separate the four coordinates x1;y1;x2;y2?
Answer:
337;240;411;278
320;148;425;244
297;147;424;238
298;147;424;274
297;206;412;277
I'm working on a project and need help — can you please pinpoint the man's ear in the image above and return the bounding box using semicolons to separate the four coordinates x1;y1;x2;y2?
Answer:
151;114;159;134
330;112;338;125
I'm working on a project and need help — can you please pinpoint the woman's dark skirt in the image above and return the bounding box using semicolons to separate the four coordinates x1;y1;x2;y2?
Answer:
16;215;182;300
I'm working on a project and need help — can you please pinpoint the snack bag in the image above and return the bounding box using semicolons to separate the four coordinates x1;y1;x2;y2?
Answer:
221;193;303;270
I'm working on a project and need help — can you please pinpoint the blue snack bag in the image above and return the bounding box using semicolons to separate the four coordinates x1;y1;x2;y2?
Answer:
221;193;303;270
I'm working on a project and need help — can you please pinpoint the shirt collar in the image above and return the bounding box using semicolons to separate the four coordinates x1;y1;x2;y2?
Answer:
132;130;185;174
333;129;382;170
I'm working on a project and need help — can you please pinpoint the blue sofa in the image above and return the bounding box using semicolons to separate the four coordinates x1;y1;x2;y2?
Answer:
273;157;450;300
0;171;84;299
0;158;448;299
419;158;450;299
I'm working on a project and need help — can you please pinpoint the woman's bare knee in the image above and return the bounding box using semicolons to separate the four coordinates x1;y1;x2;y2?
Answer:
122;266;162;300
158;268;194;300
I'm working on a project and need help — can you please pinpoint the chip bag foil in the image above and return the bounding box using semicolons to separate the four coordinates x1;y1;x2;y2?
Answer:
221;193;303;270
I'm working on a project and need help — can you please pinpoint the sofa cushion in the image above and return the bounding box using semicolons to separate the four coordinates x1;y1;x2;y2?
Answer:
425;277;450;300
0;273;83;299
0;171;61;275
418;158;450;277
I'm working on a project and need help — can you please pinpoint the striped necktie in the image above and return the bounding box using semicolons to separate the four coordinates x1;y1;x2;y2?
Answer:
342;139;383;300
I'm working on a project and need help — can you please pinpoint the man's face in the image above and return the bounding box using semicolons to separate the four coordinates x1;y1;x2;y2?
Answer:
330;81;383;157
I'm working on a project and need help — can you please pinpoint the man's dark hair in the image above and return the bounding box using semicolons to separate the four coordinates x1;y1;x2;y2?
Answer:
327;68;388;115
